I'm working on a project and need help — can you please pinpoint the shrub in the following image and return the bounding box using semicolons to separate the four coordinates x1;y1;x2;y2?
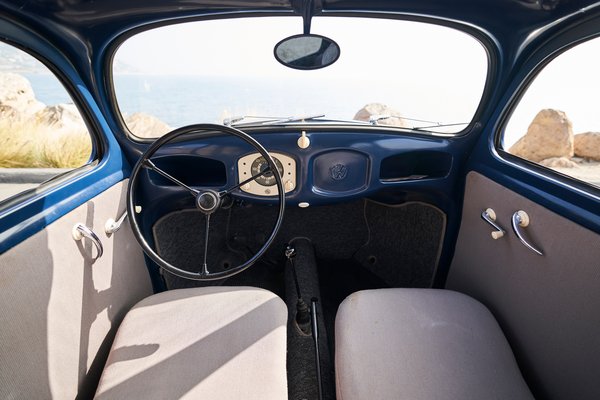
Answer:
0;119;91;168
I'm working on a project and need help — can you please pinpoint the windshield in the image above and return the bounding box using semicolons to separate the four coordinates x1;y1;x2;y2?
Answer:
112;16;488;138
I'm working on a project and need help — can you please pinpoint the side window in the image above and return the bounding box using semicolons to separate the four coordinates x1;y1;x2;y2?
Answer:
501;37;600;189
0;42;92;203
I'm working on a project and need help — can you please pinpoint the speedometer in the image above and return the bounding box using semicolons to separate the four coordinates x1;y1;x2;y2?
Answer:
237;152;296;196
250;156;284;186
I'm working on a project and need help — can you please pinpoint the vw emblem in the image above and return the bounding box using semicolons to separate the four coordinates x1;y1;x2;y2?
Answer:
329;163;348;180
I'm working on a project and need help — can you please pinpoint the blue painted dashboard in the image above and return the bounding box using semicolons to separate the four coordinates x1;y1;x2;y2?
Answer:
137;129;457;211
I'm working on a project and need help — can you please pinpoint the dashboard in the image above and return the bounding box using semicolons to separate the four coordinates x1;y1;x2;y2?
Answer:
145;129;455;208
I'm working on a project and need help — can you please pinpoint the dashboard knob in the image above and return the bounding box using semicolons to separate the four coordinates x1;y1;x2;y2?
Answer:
284;180;295;192
297;131;310;149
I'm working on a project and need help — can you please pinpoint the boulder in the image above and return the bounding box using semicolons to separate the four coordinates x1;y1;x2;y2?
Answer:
509;109;573;162
0;105;22;122
539;157;579;168
354;103;409;128
33;104;87;135
574;132;600;161
0;72;45;116
125;112;171;138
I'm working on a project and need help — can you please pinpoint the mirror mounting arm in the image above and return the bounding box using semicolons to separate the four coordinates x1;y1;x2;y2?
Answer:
303;0;313;34
294;0;322;34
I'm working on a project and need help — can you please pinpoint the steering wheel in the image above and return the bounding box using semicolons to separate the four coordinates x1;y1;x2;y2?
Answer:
127;123;285;281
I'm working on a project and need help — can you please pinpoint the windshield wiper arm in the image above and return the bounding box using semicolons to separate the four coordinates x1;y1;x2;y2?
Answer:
228;114;371;127
223;115;286;126
260;114;325;125
368;115;442;126
412;122;469;131
369;115;468;131
228;114;326;127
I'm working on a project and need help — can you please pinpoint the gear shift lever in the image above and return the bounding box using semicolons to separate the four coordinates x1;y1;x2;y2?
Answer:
285;244;311;334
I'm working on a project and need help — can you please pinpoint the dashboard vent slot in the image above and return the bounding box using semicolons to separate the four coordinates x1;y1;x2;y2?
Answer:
380;151;452;182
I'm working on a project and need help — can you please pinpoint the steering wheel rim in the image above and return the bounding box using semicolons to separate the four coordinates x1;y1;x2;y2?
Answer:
127;123;285;281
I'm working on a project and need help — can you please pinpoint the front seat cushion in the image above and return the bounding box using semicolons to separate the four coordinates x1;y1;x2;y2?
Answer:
335;289;534;400
95;286;287;400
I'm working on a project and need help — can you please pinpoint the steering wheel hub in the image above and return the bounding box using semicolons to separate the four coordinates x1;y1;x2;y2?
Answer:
196;190;220;214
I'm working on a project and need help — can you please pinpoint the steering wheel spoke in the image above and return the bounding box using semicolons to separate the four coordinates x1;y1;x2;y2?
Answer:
201;213;211;275
220;166;271;197
143;159;199;197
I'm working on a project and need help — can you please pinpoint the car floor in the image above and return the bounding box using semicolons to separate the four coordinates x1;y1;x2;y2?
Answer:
153;200;445;399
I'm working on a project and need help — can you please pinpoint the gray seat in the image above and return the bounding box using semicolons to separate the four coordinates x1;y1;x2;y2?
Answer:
94;286;288;400
335;289;534;400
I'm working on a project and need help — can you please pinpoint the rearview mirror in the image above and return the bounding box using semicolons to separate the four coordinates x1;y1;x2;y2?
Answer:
274;34;340;70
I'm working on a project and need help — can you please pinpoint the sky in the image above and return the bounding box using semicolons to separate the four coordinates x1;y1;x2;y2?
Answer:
114;16;599;141
116;17;486;78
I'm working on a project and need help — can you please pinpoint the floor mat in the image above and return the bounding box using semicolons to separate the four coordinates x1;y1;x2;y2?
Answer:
153;199;445;290
353;201;446;288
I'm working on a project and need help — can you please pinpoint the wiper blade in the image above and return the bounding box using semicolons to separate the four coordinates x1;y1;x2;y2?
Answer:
223;115;285;126
411;122;469;131
228;114;327;127
260;114;325;125
262;115;372;126
228;114;369;127
368;115;441;126
369;115;468;131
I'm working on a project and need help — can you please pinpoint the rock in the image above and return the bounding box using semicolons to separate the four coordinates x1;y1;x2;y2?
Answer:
509;109;573;162
574;132;600;161
354;103;409;128
0;105;22;121
125;112;171;138
0;72;45;115
539;157;579;168
33;104;87;135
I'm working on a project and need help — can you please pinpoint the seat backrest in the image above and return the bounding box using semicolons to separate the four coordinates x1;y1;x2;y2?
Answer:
0;181;153;399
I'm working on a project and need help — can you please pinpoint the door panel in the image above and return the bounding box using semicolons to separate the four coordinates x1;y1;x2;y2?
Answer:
0;180;153;399
447;171;600;399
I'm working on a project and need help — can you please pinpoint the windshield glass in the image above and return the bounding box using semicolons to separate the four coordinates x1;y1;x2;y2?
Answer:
113;16;488;138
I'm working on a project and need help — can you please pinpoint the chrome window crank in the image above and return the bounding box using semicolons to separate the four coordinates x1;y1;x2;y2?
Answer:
481;208;505;239
72;223;104;259
511;210;543;256
105;210;128;234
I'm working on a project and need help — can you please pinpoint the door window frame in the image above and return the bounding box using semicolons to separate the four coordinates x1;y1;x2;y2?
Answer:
0;18;127;253
474;12;600;236
494;31;600;201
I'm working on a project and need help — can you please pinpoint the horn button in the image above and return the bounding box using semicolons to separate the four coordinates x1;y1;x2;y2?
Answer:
196;190;221;214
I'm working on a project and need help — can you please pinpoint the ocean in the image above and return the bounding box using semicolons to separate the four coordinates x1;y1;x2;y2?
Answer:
25;74;389;128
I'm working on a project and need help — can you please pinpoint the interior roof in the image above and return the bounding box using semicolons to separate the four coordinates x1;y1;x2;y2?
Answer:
2;0;599;42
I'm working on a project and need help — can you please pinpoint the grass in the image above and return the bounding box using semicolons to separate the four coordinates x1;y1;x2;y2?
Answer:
0;118;92;168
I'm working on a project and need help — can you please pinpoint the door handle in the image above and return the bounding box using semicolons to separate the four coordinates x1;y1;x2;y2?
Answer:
511;210;543;256
72;223;104;259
